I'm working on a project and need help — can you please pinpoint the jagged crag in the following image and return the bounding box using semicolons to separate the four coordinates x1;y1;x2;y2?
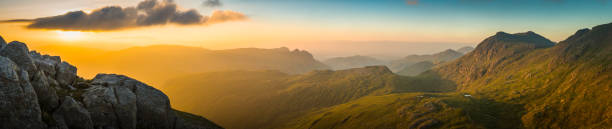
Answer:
0;37;222;129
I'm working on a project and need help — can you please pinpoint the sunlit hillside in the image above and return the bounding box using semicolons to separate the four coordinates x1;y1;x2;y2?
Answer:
1;0;612;129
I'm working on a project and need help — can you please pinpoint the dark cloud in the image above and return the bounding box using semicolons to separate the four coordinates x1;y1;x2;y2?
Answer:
0;19;34;23
3;0;246;31
203;0;222;7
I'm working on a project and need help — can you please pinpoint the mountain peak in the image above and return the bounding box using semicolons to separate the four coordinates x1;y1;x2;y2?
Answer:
486;31;555;48
0;35;6;48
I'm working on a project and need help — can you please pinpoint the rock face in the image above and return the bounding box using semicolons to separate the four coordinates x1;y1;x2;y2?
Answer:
0;39;223;129
0;35;6;49
435;31;556;86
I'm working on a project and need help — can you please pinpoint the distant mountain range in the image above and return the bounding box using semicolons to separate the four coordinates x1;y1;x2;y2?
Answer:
456;46;475;54
162;22;612;129
284;23;612;129
33;45;330;87
388;49;464;74
5;20;611;129
323;55;387;70
322;47;472;76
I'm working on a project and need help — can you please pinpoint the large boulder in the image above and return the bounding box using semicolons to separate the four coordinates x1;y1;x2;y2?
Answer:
135;81;174;129
91;74;168;129
82;85;122;129
30;51;61;78
52;96;94;129
56;61;77;86
0;56;46;129
31;70;60;112
0;41;37;76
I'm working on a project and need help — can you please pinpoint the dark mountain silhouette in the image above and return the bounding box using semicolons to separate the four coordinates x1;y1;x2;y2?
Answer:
323;55;386;70
456;46;474;54
0;39;222;129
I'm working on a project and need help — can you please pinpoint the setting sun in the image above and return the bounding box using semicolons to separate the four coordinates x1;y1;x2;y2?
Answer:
55;30;85;41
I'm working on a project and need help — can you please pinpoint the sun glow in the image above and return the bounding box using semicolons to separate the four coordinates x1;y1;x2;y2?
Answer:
56;31;86;41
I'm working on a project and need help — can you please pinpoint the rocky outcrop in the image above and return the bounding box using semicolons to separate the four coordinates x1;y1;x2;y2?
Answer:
0;35;6;49
52;96;94;129
434;31;556;86
0;39;223;129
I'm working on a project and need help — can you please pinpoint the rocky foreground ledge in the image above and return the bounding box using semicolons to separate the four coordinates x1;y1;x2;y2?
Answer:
0;37;222;129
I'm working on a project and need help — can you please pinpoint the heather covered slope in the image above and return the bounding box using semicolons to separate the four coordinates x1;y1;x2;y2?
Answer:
0;39;222;129
164;66;456;129
433;23;612;128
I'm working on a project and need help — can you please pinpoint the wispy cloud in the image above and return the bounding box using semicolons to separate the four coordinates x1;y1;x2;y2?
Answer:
0;0;247;31
203;0;222;7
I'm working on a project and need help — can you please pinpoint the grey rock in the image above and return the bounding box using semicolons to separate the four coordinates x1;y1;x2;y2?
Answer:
135;81;173;129
31;70;60;112
83;74;140;129
0;57;46;129
32;53;60;78
92;74;151;129
0;41;38;77
82;85;120;129
173;110;224;129
0;35;6;49
112;85;137;129
56;61;77;86
53;96;94;129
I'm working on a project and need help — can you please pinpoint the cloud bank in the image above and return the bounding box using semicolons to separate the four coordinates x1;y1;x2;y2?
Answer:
4;0;246;31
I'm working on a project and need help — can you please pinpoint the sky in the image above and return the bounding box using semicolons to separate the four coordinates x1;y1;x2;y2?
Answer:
0;0;611;58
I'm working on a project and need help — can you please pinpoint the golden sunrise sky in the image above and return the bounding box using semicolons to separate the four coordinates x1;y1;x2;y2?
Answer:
1;0;611;58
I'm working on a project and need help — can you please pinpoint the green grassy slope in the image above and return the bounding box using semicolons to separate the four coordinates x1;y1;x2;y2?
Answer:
433;23;612;129
281;22;612;129
164;66;456;129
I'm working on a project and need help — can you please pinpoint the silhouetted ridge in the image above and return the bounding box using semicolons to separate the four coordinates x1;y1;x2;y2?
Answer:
0;35;6;47
456;46;474;54
554;22;612;62
487;31;555;48
436;49;463;57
